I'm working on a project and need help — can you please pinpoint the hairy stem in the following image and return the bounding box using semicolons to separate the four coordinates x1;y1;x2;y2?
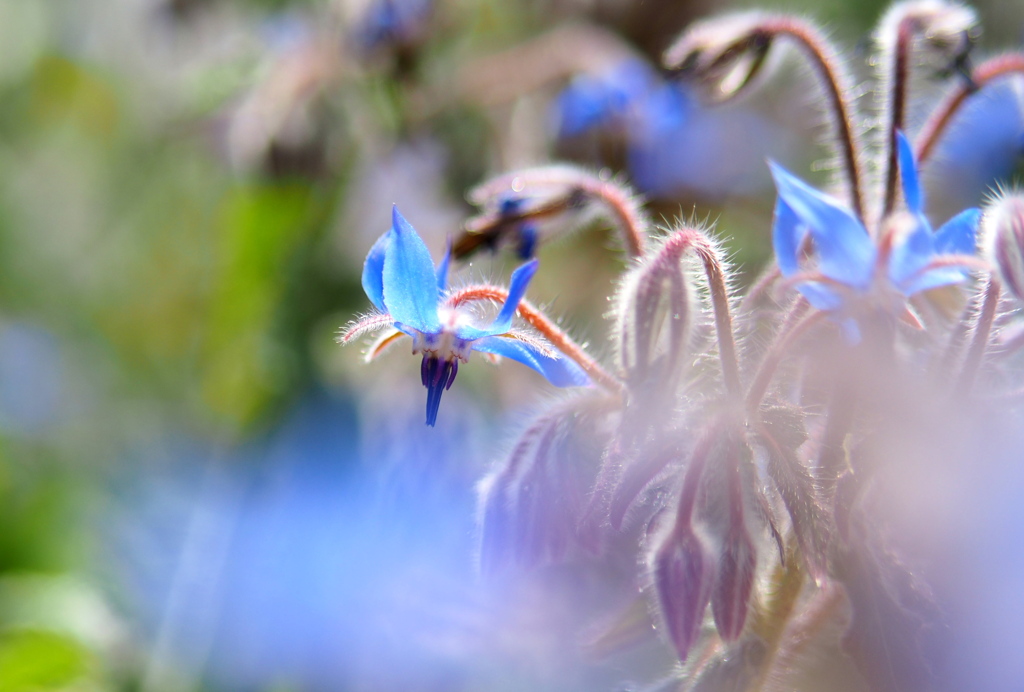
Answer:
955;277;1001;397
916;53;1024;165
761;17;866;222
745;300;823;413
693;237;743;398
446;286;624;392
882;18;914;218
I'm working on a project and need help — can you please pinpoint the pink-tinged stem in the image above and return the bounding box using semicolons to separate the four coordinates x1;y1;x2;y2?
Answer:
916;53;1024;165
446;286;624;393
956;277;1001;396
883;18;914;218
759;17;866;223
692;237;742;399
745;301;823;413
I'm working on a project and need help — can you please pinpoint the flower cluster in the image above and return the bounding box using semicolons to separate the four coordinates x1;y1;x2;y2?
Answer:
342;1;1024;689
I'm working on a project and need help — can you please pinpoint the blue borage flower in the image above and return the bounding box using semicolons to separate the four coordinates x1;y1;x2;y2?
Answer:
343;207;590;426
770;131;982;341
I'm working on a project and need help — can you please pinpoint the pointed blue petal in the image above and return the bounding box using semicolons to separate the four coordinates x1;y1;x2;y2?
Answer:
899;266;970;296
772;196;806;278
382;206;441;332
897;131;924;215
493;260;538;332
796;282;844;311
361;231;390;312
769;163;875;289
934;208;981;255
888;218;937;292
472;336;590;387
454;260;540;341
436;237;452;295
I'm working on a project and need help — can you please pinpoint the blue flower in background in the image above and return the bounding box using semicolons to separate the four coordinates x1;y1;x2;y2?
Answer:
355;0;434;52
344;207;589;426
556;59;688;140
771;131;981;340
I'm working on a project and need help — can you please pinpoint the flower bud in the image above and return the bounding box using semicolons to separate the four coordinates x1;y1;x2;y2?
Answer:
663;12;775;103
983;191;1024;302
877;0;979;78
711;526;757;641
613;229;695;390
651;524;713;662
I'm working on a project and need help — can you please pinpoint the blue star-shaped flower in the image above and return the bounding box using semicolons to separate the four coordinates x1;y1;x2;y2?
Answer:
345;207;590;426
770;131;981;340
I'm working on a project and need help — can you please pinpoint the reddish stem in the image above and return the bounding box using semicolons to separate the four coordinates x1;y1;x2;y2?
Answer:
916;53;1024;165
446;286;623;393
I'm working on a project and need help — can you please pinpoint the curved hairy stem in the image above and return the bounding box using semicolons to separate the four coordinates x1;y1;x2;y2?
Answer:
446;286;624;393
916;53;1024;165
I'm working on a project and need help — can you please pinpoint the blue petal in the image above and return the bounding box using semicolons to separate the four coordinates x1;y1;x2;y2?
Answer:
888;218;936;292
472;335;590;387
771;196;806;278
361;231;390;312
492;260;538;331
901;266;970;296
769;163;875;289
934;208;980;255
796;282;844;311
455;260;539;341
436;237;452;295
897;130;923;215
382;206;441;333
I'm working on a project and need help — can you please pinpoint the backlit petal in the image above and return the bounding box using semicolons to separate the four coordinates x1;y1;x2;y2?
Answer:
472;335;590;387
772;196;806;278
897;131;924;215
769;163;875;289
935;208;981;255
361;231;390;312
382;206;441;332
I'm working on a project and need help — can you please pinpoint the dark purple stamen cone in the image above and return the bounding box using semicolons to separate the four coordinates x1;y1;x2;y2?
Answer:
711;527;756;641
652;526;713;662
422;356;458;426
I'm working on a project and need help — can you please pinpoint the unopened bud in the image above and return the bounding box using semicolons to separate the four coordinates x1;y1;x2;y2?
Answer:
878;1;979;78
711;526;757;641
983;191;1024;302
651;524;713;662
663;12;775;103
613;229;695;389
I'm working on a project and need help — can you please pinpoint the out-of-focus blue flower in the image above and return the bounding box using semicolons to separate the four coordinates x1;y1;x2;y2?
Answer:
355;0;434;53
771;131;980;340
346;207;589;426
556;60;678;138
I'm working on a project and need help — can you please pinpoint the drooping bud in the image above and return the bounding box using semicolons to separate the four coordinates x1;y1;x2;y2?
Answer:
476;396;606;574
983;191;1024;302
711;525;757;641
613;229;696;391
663;12;776;103
876;0;979;79
651;524;714;662
458;165;649;260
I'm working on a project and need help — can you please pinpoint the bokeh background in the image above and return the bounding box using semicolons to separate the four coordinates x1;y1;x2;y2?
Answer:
0;0;1022;690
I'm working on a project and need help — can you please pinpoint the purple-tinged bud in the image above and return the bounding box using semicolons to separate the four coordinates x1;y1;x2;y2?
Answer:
613;231;695;391
651;524;714;662
663;12;776;104
711;526;757;641
983;191;1024;302
477;397;605;573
